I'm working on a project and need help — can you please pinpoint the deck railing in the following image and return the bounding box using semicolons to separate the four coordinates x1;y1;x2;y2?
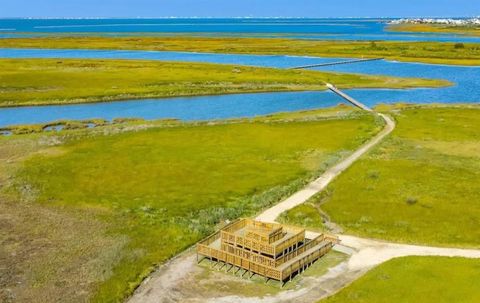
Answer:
196;218;339;282
272;229;305;256
275;234;324;266
221;230;277;255
197;219;241;247
220;242;277;267
279;241;334;280
198;239;334;282
197;243;282;280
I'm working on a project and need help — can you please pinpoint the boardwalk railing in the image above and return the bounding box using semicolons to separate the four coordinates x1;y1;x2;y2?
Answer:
288;57;383;70
326;83;373;112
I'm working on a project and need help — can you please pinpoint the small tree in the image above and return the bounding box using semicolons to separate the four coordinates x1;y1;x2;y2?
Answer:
406;197;418;205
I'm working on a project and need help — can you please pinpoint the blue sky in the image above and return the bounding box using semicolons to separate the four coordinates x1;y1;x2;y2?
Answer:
2;0;478;18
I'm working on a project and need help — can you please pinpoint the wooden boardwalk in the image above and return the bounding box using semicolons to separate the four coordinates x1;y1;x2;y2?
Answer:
326;83;373;112
288;57;383;70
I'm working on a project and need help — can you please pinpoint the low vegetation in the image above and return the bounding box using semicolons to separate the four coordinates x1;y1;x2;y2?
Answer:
1;36;480;65
322;256;480;303
284;105;480;247
0;58;449;107
279;202;325;230
0;118;111;135
388;23;480;37
1;107;382;302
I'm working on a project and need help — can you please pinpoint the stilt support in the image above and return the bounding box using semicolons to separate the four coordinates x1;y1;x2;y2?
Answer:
219;262;226;271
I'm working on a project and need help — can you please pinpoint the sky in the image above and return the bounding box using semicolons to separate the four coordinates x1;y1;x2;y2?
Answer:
1;0;479;18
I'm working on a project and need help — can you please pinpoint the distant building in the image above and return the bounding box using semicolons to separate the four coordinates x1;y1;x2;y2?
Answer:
196;218;339;284
390;18;480;26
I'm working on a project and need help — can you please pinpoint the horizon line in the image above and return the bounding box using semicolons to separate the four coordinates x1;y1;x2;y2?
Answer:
0;16;477;20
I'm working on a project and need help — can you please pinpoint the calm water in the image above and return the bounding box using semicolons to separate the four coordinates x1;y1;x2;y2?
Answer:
1;18;480;42
0;92;344;127
0;48;479;127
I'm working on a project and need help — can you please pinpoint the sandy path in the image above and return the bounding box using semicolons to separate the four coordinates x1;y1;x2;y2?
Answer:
127;233;480;303
338;235;480;270
256;113;395;223
128;109;480;303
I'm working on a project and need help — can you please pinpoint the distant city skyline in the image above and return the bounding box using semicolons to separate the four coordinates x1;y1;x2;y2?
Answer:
2;0;479;18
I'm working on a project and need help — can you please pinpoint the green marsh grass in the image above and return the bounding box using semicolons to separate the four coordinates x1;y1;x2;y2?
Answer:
1;36;480;65
322;257;480;303
0;58;448;107
285;106;480;247
7;108;381;302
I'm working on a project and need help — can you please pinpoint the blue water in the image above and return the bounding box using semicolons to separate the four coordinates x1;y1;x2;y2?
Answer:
0;92;344;127
0;48;340;67
0;48;479;127
2;18;480;43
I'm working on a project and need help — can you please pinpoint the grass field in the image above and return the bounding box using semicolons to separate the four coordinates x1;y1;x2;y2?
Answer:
279;202;326;231
388;23;480;37
321;256;480;303
0;58;448;107
284;105;480;247
1;37;480;65
0;107;382;302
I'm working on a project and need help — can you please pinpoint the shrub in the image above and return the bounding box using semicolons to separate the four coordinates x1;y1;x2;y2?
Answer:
367;170;380;179
406;197;418;205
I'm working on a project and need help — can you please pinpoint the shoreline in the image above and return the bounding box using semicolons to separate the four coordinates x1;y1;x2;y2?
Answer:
0;83;453;109
3;46;480;69
1;36;480;66
2;102;479;136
